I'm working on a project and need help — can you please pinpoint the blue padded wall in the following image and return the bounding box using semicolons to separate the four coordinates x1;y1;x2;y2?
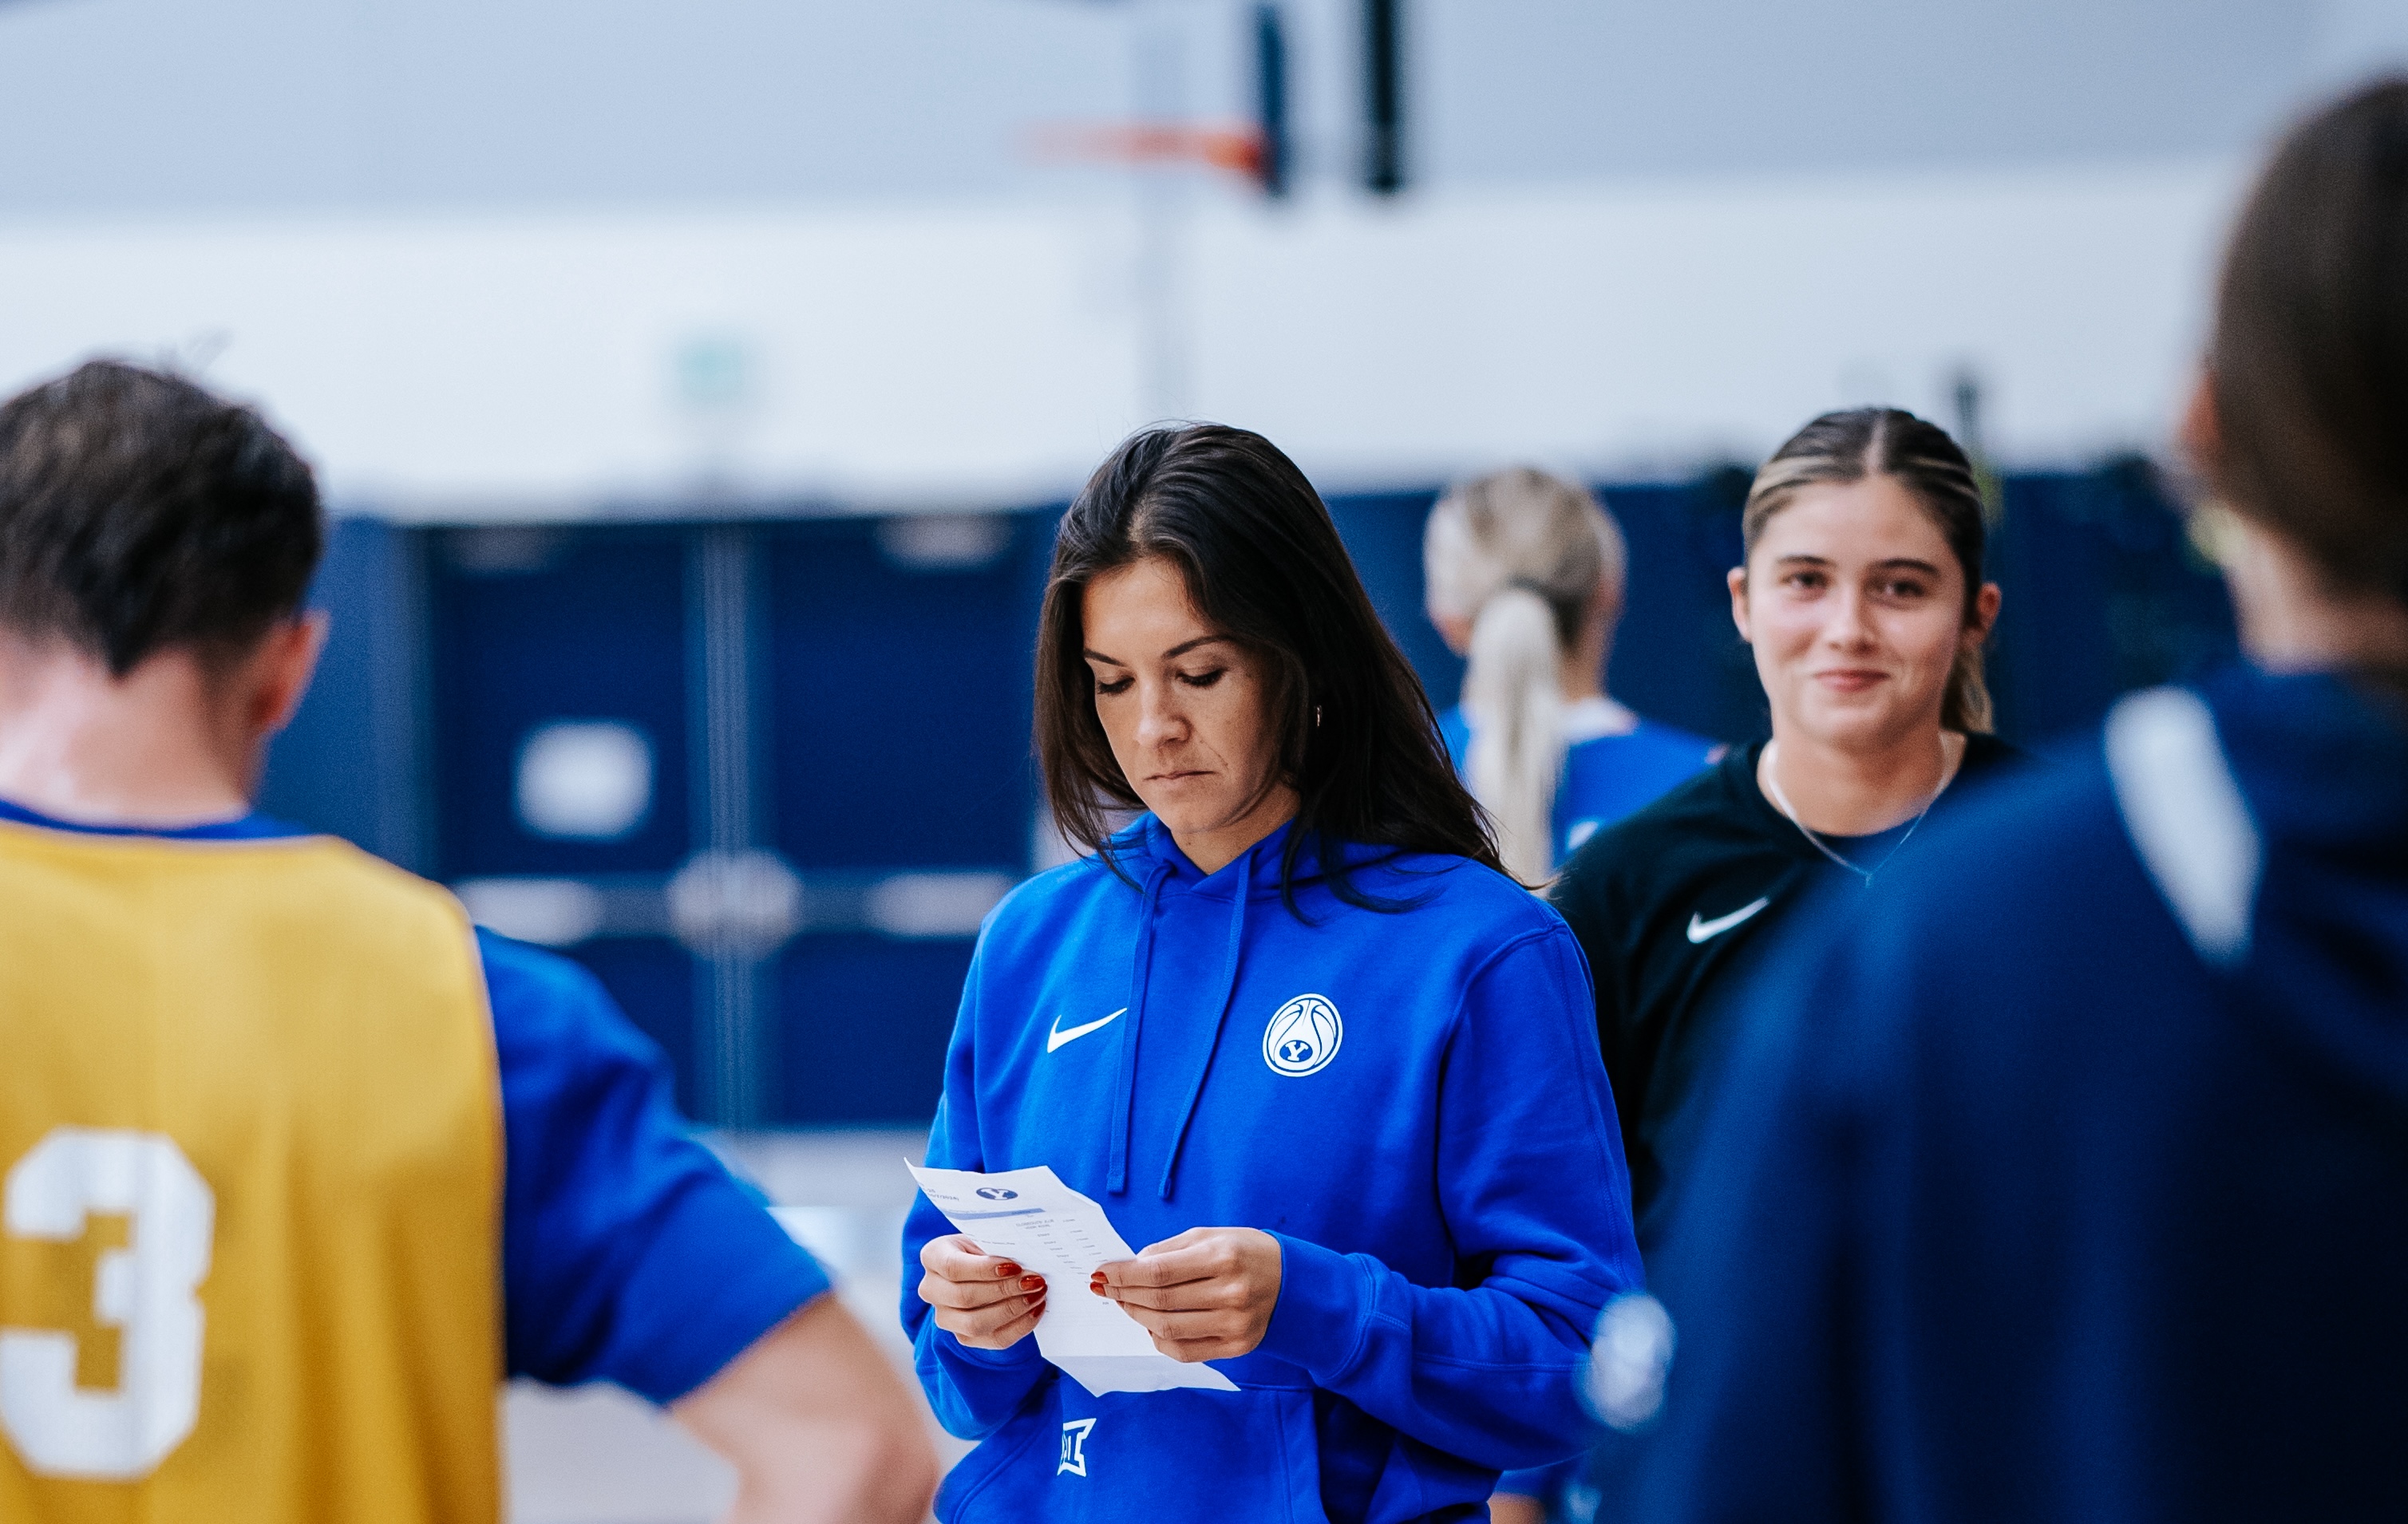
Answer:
425;527;694;879
260;460;2233;1127
423;525;705;1113
258;518;428;869
1987;463;2239;745
761;516;1042;1125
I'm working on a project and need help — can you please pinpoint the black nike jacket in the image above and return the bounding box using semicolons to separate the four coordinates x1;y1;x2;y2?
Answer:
1548;732;2026;1252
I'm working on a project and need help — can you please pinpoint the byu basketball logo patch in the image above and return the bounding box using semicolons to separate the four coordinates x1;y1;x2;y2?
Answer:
1263;993;1342;1076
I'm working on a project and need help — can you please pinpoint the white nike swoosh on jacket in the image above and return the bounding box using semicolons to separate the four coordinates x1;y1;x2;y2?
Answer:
1686;898;1771;943
1046;1007;1129;1052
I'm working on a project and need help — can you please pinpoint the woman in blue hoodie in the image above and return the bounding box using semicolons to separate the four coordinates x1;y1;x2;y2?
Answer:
902;424;1643;1522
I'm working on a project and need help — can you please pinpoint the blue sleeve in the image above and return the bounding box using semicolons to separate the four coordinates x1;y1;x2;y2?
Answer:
484;930;832;1403
900;946;1055;1438
1255;926;1645;1471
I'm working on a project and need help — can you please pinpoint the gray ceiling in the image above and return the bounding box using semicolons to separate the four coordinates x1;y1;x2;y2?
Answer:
0;0;2398;216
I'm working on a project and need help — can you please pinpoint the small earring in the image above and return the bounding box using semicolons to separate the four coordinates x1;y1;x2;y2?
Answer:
1314;705;1323;728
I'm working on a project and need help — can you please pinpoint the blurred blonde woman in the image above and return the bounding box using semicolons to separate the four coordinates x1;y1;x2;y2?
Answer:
1425;468;1718;885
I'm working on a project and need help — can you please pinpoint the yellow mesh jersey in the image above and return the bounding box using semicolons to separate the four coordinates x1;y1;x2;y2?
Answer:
0;819;502;1523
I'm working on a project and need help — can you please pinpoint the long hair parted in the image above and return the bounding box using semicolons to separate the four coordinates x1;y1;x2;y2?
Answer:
1423;468;1624;884
2207;77;2408;610
1742;407;1995;733
1034;424;1506;906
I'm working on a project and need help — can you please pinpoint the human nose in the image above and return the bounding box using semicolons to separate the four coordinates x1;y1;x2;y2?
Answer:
1820;583;1876;650
1133;678;1186;749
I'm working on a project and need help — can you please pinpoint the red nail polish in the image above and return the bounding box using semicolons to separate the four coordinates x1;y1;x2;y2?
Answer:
1021;1275;1043;1291
998;1262;1022;1277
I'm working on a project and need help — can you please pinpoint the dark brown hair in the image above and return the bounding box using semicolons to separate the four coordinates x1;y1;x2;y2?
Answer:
1740;407;1994;732
0;360;322;674
2207;76;2408;605
1035;424;1505;906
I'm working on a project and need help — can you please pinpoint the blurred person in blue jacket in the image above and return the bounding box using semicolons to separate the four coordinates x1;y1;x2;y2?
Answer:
1423;468;1718;886
902;424;1642;1522
1595;77;2408;1523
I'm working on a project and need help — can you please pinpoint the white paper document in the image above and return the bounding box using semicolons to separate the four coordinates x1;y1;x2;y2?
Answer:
908;1162;1240;1396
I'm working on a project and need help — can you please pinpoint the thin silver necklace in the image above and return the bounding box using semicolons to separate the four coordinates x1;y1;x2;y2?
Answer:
1762;737;1956;884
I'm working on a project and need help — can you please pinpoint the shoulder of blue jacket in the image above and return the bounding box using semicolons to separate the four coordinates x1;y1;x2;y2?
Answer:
976;851;1131;947
1344;846;1572;942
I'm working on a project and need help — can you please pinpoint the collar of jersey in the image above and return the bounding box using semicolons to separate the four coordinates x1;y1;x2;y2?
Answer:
0;793;310;842
1730;737;1942;864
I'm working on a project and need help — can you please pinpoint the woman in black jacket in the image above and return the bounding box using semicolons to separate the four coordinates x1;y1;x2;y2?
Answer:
1551;407;2023;1252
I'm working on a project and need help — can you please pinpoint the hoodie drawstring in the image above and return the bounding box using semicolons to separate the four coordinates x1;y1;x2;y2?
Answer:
1157;847;1250;1200
1107;857;1173;1196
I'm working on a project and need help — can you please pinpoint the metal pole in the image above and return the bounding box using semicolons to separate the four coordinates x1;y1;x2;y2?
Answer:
1364;0;1405;195
1254;4;1291;199
686;524;772;1127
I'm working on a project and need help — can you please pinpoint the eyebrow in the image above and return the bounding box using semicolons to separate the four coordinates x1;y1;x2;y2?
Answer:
1082;634;1232;666
1773;554;1945;575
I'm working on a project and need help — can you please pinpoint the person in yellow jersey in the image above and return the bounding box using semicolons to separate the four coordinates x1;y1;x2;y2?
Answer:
0;360;939;1523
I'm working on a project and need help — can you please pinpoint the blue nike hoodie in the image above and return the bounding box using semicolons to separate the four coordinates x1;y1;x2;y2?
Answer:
902;815;1642;1523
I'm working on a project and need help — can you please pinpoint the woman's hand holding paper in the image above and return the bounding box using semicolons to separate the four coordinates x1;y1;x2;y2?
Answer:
918;1234;1047;1350
1091;1227;1283;1363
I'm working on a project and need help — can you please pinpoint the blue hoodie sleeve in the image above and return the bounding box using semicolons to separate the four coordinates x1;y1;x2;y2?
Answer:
1255;925;1644;1470
900;949;1055;1438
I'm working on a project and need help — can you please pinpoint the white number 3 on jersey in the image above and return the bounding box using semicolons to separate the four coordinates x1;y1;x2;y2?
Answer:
1;1127;215;1480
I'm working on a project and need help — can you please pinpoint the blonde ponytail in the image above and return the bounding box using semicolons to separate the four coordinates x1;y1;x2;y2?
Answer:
1426;467;1623;885
1464;586;1567;885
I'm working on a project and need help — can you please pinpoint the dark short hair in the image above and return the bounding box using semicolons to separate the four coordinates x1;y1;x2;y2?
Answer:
1035;424;1505;905
1740;407;1994;732
0;360;322;675
2209;76;2408;605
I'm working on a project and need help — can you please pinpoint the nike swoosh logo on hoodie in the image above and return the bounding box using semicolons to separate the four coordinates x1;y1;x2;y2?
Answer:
1046;1008;1128;1053
1687;898;1771;943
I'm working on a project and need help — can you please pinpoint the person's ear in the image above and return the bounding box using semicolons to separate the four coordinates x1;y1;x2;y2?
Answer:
1967;582;2003;652
252;612;329;738
1726;566;1753;644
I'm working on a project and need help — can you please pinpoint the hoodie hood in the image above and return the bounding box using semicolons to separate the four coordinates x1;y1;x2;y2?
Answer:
1097;814;1410;1198
2114;666;2408;1103
2212;667;2408;867
1097;814;1263;1200
1103;813;1407;902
